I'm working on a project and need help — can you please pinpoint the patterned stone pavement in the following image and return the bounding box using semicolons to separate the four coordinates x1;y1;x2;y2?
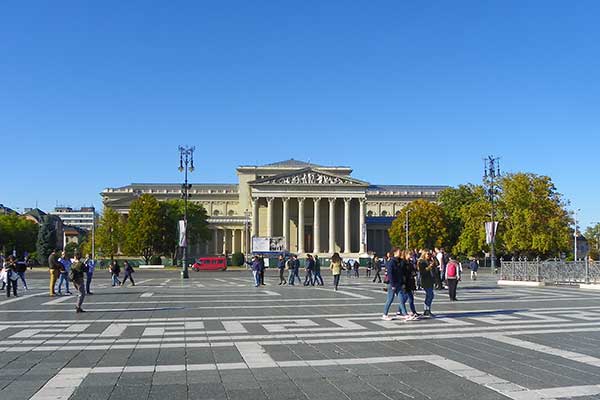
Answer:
2;268;600;400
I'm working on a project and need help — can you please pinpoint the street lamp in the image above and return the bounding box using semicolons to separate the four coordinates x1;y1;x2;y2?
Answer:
244;209;250;256
178;145;195;279
574;208;580;261
483;156;501;271
405;209;410;251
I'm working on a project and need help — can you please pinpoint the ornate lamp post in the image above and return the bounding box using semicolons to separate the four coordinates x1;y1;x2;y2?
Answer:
484;156;501;271
178;145;195;279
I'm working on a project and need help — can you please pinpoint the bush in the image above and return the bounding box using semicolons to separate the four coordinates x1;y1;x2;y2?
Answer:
149;255;162;265
231;252;245;266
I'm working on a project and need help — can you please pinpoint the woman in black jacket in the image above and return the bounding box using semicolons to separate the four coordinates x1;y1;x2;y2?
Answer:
398;253;419;320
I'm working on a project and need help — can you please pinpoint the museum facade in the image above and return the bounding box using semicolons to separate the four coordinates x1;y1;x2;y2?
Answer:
101;159;447;257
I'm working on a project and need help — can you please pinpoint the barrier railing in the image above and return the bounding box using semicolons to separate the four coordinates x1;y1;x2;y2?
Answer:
500;259;600;285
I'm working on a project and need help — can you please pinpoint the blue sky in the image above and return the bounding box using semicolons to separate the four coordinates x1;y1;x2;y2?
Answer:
1;1;599;228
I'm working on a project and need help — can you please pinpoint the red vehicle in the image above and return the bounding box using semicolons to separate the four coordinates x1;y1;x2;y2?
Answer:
192;257;227;271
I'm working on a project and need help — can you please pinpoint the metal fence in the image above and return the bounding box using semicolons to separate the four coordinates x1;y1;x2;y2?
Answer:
500;259;600;285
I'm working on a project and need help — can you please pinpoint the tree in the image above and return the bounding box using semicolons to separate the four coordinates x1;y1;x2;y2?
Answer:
96;207;125;262
124;194;163;264
584;223;600;260
0;215;38;257
158;200;210;261
498;173;571;258
454;198;491;257
388;200;449;250
37;217;58;264
438;184;482;253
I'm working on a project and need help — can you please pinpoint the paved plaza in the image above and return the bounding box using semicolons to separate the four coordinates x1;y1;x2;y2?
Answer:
2;269;600;400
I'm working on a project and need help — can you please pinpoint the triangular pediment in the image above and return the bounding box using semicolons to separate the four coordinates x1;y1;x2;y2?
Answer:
250;168;369;186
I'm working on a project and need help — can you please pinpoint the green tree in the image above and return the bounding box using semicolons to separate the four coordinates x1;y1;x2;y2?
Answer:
454;198;492;257
498;173;571;258
158;200;210;261
584;223;600;260
36;217;58;264
388;199;449;250
96;207;125;262
438;184;481;252
0;215;38;257
124;194;163;264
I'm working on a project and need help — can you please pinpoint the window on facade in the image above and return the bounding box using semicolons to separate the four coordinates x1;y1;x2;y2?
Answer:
395;211;401;216
381;211;388;217
213;210;220;216
367;211;373;217
228;210;234;216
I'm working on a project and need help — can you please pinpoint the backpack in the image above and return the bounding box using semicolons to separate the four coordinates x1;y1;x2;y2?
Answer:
69;262;84;282
446;262;457;278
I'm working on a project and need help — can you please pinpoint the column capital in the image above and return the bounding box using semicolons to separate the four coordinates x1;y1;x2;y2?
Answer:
297;197;306;204
328;197;336;204
344;197;352;203
281;197;290;203
266;197;275;204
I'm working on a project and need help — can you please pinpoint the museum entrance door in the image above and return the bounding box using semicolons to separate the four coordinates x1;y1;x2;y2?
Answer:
304;226;313;253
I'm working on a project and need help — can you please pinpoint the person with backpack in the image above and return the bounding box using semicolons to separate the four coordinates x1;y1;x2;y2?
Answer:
330;252;343;291
304;254;315;286
110;261;121;286
122;261;135;286
313;255;324;286
446;256;461;301
382;248;407;321
469;258;479;280
418;252;436;317
57;251;72;295
277;255;287;285
69;254;87;313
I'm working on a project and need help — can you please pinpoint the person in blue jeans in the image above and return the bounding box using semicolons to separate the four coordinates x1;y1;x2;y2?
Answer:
246;256;262;287
381;248;407;320
418;253;436;317
399;253;419;320
313;255;324;286
57;251;72;295
277;255;287;285
304;254;315;286
84;254;96;294
289;255;301;285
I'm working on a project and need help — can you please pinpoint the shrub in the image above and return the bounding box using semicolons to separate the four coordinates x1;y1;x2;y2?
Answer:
231;252;245;266
149;255;162;265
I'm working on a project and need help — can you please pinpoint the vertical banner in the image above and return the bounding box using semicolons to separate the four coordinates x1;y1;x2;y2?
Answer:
178;220;187;247
485;221;499;245
361;223;367;245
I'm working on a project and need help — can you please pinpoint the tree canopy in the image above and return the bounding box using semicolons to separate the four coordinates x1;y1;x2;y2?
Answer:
95;206;125;261
124;194;163;264
388;199;449;250
158;199;210;260
0;214;38;257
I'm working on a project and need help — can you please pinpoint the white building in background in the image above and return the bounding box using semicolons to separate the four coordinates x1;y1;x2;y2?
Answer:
101;159;447;257
50;206;97;231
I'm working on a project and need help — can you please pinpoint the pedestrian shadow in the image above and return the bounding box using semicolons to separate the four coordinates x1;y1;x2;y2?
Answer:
92;306;185;312
434;309;527;319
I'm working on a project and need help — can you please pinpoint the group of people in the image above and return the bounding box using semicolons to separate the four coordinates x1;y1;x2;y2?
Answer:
108;260;136;287
1;255;28;297
48;250;97;312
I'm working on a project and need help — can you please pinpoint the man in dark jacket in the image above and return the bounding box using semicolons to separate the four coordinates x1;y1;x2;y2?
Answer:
277;255;287;285
289;255;301;285
70;254;86;312
313;255;324;286
304;254;315;286
381;248;407;320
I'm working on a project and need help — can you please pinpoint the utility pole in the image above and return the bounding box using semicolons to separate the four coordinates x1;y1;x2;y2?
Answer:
178;145;195;279
484;156;501;271
91;207;96;259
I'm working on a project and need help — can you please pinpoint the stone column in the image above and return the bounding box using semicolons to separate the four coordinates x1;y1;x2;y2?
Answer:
213;229;219;255
222;229;228;255
328;198;336;253
344;198;351;254
241;228;246;254
298;198;305;254
251;198;259;237
266;197;274;237
359;199;366;253
282;197;290;250
313;197;321;253
232;230;238;253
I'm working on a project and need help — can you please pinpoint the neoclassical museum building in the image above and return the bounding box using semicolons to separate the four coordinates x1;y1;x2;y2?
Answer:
102;160;446;257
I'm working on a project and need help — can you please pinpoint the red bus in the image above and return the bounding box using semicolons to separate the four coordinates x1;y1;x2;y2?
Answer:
192;257;227;271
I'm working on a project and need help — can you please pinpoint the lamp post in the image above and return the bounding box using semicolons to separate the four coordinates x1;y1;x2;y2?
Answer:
483;156;501;271
178;145;195;279
574;208;580;261
405;209;410;251
244;209;250;256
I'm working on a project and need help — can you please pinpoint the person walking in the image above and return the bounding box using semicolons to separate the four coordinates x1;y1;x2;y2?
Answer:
69;254;87;313
4;256;18;298
366;257;372;278
289;255;301;285
304;254;315;286
446;256;461;301
122;261;135;286
313;255;324;286
286;256;295;285
84;254;96;294
57;251;72;295
469;258;479;280
48;250;62;296
418;253;435;317
259;256;266;286
346;259;353;278
0;257;6;291
372;256;382;283
277;255;287;285
16;258;28;290
251;256;262;287
330;252;342;291
353;259;360;278
382;248;407;321
110;261;121;286
398;252;419;320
